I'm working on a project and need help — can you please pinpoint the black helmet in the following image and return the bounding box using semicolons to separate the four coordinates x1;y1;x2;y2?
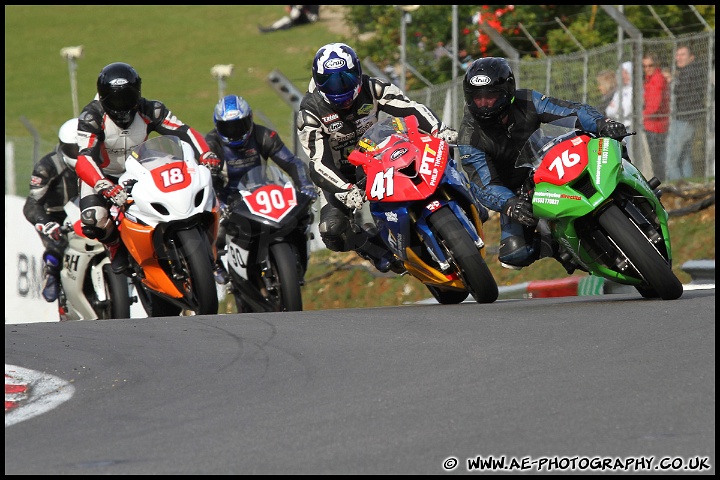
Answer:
463;57;516;124
97;62;142;129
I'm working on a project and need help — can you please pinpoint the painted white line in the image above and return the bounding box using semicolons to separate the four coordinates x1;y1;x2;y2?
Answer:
5;364;75;428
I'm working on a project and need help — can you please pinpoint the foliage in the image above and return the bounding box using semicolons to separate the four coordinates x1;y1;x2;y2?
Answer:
345;5;715;89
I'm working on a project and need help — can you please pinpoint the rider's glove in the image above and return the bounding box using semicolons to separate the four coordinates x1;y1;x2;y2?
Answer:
335;184;365;210
300;183;318;201
36;221;62;241
199;151;221;174
94;178;128;207
434;126;458;144
598;118;628;139
503;196;537;227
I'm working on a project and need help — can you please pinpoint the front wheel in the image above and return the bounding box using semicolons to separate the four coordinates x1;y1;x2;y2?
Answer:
426;285;469;305
427;207;498;304
597;205;683;300
102;265;131;319
176;228;219;315
268;242;303;312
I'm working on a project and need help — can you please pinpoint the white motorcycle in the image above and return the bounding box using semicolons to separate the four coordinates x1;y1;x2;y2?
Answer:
117;135;221;317
57;199;133;321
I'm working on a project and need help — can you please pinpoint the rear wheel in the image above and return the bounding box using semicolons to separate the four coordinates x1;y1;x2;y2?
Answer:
427;207;498;304
597;205;683;300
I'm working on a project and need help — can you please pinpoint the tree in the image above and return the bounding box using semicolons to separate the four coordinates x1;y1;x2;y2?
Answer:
345;5;715;89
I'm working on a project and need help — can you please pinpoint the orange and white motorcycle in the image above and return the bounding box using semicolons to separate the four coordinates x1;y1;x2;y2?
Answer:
116;136;221;317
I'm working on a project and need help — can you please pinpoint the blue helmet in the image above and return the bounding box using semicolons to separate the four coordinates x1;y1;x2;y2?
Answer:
312;43;362;110
213;94;254;147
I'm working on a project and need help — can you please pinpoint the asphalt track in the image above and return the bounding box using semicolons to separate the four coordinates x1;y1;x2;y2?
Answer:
5;289;715;474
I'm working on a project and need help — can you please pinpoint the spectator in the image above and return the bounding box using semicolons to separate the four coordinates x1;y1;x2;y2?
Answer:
433;41;451;62
259;5;319;33
665;44;707;181
595;69;617;113
642;52;670;182
457;48;474;71
605;61;634;157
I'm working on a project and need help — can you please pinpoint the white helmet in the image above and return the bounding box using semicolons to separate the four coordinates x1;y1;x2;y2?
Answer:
58;118;79;168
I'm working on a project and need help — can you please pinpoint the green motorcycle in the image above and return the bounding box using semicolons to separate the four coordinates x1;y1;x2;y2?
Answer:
515;117;683;300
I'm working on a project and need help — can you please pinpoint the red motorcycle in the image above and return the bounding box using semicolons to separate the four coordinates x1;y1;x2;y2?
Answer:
348;115;498;304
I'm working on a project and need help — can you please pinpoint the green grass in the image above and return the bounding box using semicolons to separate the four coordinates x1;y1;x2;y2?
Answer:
5;5;351;195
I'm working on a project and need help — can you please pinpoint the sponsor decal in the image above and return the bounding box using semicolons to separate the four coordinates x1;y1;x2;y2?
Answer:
329;122;343;132
321;113;339;123
469;75;491;86
385;211;398;222
357;104;373;115
109;78;128;87
391;148;408;160
323;58;345;70
30;176;42;187
426;200;441;212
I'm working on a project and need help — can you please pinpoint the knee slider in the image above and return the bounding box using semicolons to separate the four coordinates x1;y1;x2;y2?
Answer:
81;205;115;242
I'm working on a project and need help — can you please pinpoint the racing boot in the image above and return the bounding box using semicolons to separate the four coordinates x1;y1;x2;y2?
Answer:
107;239;129;275
355;249;391;273
214;260;229;285
41;253;61;302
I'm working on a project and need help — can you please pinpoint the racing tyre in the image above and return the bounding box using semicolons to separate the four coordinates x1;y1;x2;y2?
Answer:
598;204;683;300
427;207;498;304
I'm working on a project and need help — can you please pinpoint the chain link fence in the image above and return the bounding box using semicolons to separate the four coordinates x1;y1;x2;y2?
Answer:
407;30;715;184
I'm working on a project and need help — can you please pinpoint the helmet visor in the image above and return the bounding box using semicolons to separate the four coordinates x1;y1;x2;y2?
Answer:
216;116;253;143
472;90;502;108
60;141;79;159
101;87;141;112
316;70;361;97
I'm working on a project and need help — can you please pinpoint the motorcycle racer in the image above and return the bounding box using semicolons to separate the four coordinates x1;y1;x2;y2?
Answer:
75;62;220;274
297;42;457;274
23;118;80;302
458;57;628;270
205;94;318;283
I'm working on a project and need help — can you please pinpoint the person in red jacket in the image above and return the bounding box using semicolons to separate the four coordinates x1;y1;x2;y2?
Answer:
75;62;220;274
642;52;670;182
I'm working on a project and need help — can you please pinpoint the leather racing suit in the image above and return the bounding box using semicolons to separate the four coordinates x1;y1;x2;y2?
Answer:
75;97;213;247
297;74;449;267
23;145;80;288
205;124;316;272
457;88;608;267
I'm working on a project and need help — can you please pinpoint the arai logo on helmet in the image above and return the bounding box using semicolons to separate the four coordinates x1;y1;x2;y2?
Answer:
469;75;491;87
324;58;346;70
109;78;129;87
